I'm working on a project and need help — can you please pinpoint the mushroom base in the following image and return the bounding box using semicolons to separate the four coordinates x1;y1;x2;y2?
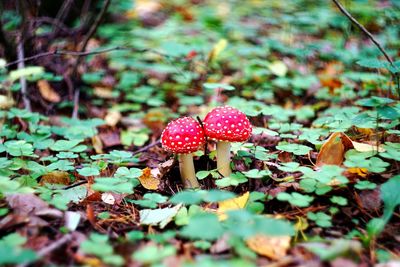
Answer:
217;141;232;177
178;153;200;188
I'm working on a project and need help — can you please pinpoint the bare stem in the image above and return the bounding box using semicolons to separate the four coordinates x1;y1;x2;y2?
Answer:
17;38;31;112
217;141;231;177
178;154;200;188
331;0;394;66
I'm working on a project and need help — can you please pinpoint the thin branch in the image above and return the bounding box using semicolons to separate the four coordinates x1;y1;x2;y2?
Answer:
72;0;111;77
17;38;31;112
50;0;74;38
71;0;111;119
4;45;184;69
132;140;161;156
17;234;73;267
331;0;394;66
33;17;71;34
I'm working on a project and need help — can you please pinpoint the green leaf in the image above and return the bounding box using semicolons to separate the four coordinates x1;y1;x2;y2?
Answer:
196;170;211;180
203;83;235;91
77;167;100;177
180;213;224;241
4;140;34;157
132;245;176;264
277;192;314;207
276;142;313;155
170;191;203;205
330;196;348;206
380;175;400;219
307;212;332;228
356;58;389;69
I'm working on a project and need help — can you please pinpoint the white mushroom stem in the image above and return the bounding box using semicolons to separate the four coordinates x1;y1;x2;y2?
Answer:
217;141;232;177
178;153;200;188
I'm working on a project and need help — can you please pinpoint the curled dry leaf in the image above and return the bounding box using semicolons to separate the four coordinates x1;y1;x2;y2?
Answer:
37;80;61;103
316;132;353;166
246;235;291;260
138;167;160;190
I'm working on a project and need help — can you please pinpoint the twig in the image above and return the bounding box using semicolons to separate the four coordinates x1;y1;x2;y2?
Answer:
331;0;394;66
33;17;71;34
71;88;80;119
4;46;184;69
71;0;111;119
72;0;111;77
17;234;73;267
62;180;88;190
17;38;31;112
132;140;161;156
50;0;74;38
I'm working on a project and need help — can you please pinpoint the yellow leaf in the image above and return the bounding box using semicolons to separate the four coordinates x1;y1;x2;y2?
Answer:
208;39;228;62
94;87;114;99
294;216;308;241
138;167;160;190
0;95;14;109
37;80;61;103
268;60;288;77
347;167;368;177
216;191;249;220
91;135;103;154
352;141;385;153
105;110;121;127
246;235;291;260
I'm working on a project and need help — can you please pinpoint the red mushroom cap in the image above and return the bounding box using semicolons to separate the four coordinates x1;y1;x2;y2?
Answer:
161;117;205;154
203;106;252;142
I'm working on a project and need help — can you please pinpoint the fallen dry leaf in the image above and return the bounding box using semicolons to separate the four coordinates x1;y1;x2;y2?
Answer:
37;80;61;103
352;141;385;153
105;110;122;127
101;192;115;205
346;167;368;177
40;171;70;185
246;234;291;260
216;191;250;220
91;135;103;154
94;87;114;99
138;167;160;190
316;132;353;166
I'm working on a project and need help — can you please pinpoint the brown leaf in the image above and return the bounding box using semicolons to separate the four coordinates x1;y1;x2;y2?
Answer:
246;235;291;260
138;167;160;190
40;171;70;185
99;131;121;147
316;132;353;166
37;80;61;103
6;193;49;215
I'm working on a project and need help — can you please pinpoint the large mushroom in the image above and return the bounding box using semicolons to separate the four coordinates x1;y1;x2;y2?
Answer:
161;117;205;188
203;106;252;177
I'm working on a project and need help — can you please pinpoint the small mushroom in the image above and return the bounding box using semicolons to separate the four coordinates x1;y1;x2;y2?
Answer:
203;106;252;177
161;117;205;188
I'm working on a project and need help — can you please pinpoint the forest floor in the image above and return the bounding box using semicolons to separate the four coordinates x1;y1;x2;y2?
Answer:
0;0;399;266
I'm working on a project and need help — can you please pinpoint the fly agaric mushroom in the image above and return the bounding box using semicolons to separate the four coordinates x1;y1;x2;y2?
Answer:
161;117;205;188
203;106;252;177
